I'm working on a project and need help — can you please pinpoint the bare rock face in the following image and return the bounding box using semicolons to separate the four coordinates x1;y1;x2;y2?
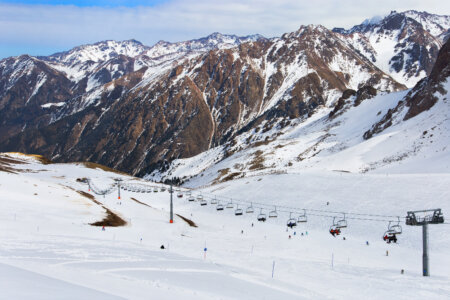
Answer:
334;10;447;87
403;38;450;120
5;16;445;176
0;55;73;142
364;38;449;140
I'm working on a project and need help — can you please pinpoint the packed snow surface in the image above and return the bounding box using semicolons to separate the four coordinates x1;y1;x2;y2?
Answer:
0;153;449;299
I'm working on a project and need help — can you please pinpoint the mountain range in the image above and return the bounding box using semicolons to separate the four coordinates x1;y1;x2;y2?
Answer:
0;10;449;180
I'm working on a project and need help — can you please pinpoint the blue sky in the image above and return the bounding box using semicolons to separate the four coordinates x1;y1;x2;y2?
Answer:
0;0;448;59
1;0;167;7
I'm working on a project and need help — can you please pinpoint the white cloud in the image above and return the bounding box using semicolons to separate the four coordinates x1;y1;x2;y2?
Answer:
0;0;448;57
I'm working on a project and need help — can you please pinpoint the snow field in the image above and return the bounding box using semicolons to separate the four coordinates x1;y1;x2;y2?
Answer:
1;154;449;299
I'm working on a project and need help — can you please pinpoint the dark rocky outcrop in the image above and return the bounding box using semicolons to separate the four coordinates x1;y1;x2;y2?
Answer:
364;38;449;139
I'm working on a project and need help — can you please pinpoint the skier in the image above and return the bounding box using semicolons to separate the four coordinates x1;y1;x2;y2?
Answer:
102;226;105;231
160;245;165;249
383;233;397;243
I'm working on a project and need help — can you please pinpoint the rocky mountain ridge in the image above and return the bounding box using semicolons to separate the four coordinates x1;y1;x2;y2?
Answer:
0;10;448;178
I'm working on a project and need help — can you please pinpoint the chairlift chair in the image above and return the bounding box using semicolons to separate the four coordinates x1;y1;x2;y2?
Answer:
383;230;397;243
246;203;254;214
257;209;267;222
177;191;183;198
235;205;243;216
216;203;224;211
153;187;158;193
196;195;203;201
336;213;347;228
226;199;234;209
200;199;207;206
389;217;402;234
287;212;297;228
268;206;278;218
211;196;218;205
329;218;341;236
160;187;166;192
297;209;307;223
188;195;195;202
141;189;145;193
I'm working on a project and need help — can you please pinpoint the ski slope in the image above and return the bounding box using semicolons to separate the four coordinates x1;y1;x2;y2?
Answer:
0;153;449;299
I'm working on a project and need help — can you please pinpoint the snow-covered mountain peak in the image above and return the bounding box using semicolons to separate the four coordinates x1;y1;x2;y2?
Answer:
403;10;450;37
44;39;149;65
334;10;448;87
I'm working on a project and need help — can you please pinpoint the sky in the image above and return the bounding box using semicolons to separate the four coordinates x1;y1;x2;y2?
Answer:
0;0;449;59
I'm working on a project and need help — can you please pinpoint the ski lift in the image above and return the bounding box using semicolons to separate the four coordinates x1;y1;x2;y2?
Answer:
153;187;159;193
211;196;218;205
186;191;192;197
329;217;341;236
216;202;224;211
160;187;166;192
226;199;234;209
177;191;183;198
257;208;267;222
188;195;195;202
287;212;297;228
383;231;398;243
200;198;207;206
235;205;243;216
336;213;347;228
268;206;278;218
389;217;402;234
246;203;254;214
196;195;203;201
297;209;307;223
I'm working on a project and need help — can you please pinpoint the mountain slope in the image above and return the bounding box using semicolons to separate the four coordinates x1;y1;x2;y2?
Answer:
150;39;450;183
1;25;404;176
334;10;447;87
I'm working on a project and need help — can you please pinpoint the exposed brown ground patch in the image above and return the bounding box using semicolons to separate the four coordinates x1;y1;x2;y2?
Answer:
176;214;198;227
90;207;127;227
130;197;152;208
79;162;129;176
75;190;127;227
249;150;265;170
